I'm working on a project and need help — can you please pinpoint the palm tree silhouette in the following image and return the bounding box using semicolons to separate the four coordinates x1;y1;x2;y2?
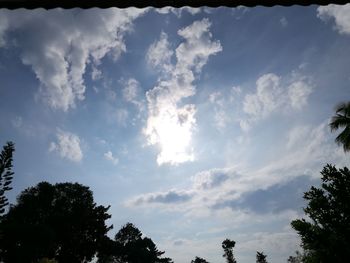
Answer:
330;102;350;152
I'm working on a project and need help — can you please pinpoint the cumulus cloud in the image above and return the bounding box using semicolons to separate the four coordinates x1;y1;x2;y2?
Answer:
317;4;350;35
240;73;313;130
49;130;83;162
144;19;222;165
104;150;119;165
0;8;146;111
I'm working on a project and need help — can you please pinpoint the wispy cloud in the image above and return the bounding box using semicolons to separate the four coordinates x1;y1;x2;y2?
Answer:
120;78;144;112
49;129;83;162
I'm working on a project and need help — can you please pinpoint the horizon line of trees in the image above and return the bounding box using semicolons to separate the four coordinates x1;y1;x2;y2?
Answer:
0;101;349;262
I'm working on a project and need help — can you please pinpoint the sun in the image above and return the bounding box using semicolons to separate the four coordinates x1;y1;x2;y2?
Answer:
145;104;196;165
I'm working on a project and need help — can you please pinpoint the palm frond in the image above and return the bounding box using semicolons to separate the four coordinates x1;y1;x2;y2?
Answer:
330;114;350;131
335;126;350;152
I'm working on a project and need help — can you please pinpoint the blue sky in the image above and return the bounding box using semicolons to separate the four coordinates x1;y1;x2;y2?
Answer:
0;5;350;263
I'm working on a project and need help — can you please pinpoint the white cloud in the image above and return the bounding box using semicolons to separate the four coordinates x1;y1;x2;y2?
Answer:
146;32;174;73
128;120;349;217
122;78;139;102
104;150;119;165
49;130;83;162
317;4;350;35
91;65;102;81
241;73;313;130
0;8;146;111
120;78;144;112
209;91;224;106
155;7;201;17
288;81;313;110
144;19;222;165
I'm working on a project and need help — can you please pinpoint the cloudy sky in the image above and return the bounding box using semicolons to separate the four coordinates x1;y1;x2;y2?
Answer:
1;5;350;263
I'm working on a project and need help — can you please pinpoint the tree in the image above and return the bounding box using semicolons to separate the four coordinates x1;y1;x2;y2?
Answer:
330;101;350;152
0;141;15;217
108;222;173;263
291;164;350;263
191;256;210;263
222;239;236;263
256;251;268;263
0;181;112;263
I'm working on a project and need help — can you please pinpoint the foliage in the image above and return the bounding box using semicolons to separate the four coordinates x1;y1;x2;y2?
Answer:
222;239;236;263
0;141;15;217
287;250;303;263
0;181;112;263
256;251;268;263
330;101;350;152
100;222;173;263
291;164;350;263
191;256;210;263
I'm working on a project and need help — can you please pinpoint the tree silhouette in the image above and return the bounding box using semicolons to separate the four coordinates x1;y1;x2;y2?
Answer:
222;239;236;263
108;222;173;263
0;181;112;263
191;256;210;263
330;101;350;152
287;250;312;263
291;164;350;263
0;141;15;217
256;251;267;263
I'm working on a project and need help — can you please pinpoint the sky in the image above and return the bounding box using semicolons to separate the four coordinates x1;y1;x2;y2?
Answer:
0;5;350;263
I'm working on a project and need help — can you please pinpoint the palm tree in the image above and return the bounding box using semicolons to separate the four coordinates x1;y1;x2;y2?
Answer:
330;102;350;152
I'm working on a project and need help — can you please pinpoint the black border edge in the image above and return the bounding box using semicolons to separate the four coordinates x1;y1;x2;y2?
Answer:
0;0;348;9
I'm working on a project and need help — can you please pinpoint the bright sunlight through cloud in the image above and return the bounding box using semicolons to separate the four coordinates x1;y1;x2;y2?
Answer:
145;104;196;165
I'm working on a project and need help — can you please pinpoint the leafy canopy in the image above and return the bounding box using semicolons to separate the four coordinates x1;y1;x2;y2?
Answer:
291;164;350;263
0;181;112;263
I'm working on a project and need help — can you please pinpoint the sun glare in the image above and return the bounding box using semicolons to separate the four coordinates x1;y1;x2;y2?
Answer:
145;105;196;165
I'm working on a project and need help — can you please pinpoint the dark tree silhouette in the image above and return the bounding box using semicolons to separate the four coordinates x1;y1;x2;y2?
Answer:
222;239;236;263
256;251;268;263
0;181;112;263
191;256;210;263
330;101;350;152
287;251;301;263
291;164;350;263
106;222;173;263
0;141;15;217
